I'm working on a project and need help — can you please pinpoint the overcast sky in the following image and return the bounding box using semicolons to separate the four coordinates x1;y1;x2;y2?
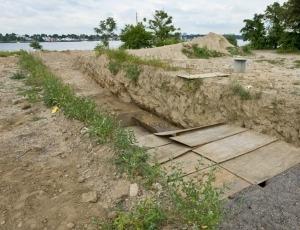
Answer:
0;0;287;35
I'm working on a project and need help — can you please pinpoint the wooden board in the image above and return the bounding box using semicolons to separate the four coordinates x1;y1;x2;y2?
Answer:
170;125;247;147
177;72;229;80
154;122;225;136
221;141;300;184
126;126;150;138
185;166;251;198
136;134;171;149
193;131;277;163
148;143;191;164
162;152;214;176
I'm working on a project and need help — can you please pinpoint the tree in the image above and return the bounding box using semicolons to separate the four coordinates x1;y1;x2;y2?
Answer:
241;14;268;49
147;10;180;46
30;40;42;50
265;2;285;48
120;23;153;49
94;17;117;48
224;34;238;46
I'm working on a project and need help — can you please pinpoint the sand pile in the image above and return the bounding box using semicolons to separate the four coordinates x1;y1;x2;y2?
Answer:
128;32;234;60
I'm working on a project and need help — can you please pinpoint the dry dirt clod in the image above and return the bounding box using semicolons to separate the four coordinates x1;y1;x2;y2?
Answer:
21;102;31;110
81;191;98;203
66;222;75;229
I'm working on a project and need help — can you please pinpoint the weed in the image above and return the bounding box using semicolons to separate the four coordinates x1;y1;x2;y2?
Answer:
21;87;41;103
125;64;141;83
182;44;224;59
11;71;26;80
0;51;21;57
241;45;252;55
108;60;122;75
184;79;203;93
230;81;252;100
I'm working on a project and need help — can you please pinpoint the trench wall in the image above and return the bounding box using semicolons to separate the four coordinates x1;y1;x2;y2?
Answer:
75;55;300;146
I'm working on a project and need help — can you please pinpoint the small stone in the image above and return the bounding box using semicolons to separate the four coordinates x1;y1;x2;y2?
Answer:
21;103;31;110
67;222;75;229
1;220;5;225
129;183;139;197
82;191;98;203
17;222;23;228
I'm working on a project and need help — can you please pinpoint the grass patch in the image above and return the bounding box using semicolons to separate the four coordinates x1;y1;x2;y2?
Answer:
125;64;141;83
227;45;252;56
184;79;203;93
255;58;285;65
230;81;261;100
19;51;222;229
182;44;224;59
10;71;26;80
108;60;122;75
96;47;179;71
0;51;22;57
294;60;300;68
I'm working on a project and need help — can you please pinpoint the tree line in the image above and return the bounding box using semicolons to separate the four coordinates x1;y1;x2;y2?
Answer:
241;0;300;51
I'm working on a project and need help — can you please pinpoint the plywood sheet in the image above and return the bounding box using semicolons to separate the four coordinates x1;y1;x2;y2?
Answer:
170;125;247;147
185;167;251;198
177;72;229;79
148;143;191;164
221;141;300;184
162;152;214;176
126;126;150;138
154;122;225;136
193;131;277;163
136;134;171;149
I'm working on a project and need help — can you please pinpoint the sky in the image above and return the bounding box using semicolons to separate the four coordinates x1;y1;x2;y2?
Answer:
0;0;287;35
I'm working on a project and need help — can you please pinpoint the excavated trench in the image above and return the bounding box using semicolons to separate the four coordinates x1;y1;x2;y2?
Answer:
75;53;300;147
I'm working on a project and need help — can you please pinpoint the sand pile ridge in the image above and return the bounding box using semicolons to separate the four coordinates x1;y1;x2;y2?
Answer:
128;32;234;60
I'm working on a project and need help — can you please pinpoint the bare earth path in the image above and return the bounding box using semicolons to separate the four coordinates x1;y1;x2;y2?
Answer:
0;56;134;230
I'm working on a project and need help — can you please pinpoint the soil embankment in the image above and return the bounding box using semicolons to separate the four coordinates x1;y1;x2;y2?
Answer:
75;52;300;146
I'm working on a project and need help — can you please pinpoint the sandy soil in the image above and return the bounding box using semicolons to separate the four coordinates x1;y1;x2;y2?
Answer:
0;57;139;230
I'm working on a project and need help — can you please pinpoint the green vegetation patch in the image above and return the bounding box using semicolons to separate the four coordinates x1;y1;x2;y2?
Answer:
230;81;261;100
294;60;300;68
0;51;22;57
10;71;26;80
19;51;222;229
182;44;224;59
227;45;252;56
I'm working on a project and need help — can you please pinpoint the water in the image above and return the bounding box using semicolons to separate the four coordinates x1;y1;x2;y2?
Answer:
0;39;248;51
0;40;122;51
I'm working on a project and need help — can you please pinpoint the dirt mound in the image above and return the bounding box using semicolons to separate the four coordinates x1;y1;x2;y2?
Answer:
129;32;233;60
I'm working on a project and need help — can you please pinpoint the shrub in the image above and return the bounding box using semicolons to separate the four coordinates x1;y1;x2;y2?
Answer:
108;60;122;75
125;64;141;83
182;44;224;59
224;34;238;46
30;40;42;50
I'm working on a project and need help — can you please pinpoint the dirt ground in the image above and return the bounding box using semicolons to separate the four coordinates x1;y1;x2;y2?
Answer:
0;57;138;230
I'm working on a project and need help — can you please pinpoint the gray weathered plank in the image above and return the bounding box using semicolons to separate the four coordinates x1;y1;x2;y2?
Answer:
221;141;300;184
136;134;171;149
185;166;251;198
170;125;247;147
162;152;214;175
193;131;277;163
177;72;229;79
148;143;191;164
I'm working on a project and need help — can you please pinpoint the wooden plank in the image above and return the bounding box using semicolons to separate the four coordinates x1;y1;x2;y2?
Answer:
185;166;251;198
162;152;214;176
170;125;247;147
177;72;229;79
136;134;171;149
154;122;225;136
221;141;300;184
126;126;150;138
193;131;277;163
148;143;191;164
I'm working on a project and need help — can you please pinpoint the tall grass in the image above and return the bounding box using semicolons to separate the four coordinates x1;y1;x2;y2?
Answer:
0;51;22;57
19;51;222;229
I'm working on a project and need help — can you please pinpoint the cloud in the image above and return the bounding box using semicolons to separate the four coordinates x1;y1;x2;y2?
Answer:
0;0;287;34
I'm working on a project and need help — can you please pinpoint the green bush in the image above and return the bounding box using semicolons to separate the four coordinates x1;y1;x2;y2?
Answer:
108;60;122;75
224;34;238;46
30;40;42;50
125;64;141;83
